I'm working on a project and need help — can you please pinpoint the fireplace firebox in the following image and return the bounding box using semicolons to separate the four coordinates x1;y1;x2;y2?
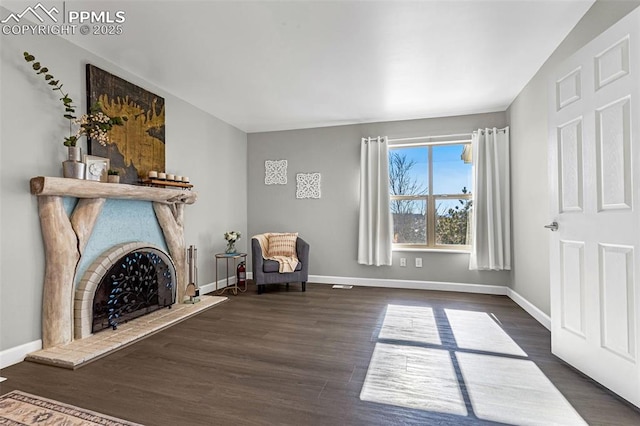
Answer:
90;247;176;333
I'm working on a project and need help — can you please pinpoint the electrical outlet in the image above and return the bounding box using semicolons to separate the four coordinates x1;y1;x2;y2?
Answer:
415;257;422;268
400;258;407;267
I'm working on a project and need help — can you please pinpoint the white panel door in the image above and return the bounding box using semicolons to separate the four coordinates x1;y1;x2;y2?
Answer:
549;8;640;407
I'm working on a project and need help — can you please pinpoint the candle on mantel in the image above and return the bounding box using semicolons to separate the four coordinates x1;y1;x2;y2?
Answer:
182;176;190;183
158;172;166;180
148;171;158;179
167;173;175;181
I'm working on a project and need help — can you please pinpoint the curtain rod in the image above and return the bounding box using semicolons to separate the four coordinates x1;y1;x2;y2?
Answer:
472;127;508;135
388;132;472;143
388;127;508;144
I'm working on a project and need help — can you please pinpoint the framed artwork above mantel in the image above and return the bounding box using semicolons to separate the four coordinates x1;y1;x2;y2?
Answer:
86;64;165;185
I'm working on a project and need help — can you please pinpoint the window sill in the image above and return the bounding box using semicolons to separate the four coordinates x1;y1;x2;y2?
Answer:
393;247;470;254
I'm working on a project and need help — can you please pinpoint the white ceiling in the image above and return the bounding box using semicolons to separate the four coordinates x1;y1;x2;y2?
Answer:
12;0;596;133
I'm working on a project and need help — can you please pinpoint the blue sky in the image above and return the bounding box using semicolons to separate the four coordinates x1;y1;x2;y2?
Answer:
390;144;472;195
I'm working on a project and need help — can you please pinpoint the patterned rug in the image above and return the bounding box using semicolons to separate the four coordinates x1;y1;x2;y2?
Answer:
0;390;142;425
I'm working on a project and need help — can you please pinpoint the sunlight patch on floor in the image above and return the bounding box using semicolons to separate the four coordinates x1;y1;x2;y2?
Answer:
379;305;441;345
445;309;528;356
458;352;587;425
360;304;588;424
360;343;467;416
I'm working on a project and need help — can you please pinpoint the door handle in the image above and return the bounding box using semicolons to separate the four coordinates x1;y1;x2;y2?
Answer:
544;221;559;232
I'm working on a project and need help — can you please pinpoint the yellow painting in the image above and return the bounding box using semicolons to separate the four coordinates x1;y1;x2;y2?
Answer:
86;65;165;184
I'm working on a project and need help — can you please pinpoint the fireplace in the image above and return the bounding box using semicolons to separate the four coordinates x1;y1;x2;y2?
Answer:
30;176;197;348
75;242;177;339
25;177;229;368
90;246;176;333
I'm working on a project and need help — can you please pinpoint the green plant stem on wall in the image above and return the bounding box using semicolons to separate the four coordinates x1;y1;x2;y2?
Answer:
22;52;128;148
23;51;78;146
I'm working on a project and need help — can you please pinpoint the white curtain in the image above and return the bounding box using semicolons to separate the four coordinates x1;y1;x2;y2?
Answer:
469;127;511;271
358;137;393;266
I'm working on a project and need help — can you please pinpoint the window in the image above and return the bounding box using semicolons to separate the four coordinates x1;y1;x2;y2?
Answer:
389;142;472;250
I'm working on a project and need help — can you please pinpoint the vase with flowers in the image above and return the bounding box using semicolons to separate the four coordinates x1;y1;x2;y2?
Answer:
224;231;241;254
22;52;127;179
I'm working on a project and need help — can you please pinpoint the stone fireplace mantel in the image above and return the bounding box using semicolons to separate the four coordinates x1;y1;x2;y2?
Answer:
30;176;198;349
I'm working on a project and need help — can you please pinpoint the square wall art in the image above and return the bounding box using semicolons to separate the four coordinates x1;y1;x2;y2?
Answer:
87;64;166;184
265;160;288;185
296;173;321;199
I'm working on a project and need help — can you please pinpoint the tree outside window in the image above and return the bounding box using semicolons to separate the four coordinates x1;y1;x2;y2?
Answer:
389;143;472;250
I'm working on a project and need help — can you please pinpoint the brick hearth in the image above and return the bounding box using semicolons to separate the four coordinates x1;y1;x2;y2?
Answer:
26;295;226;369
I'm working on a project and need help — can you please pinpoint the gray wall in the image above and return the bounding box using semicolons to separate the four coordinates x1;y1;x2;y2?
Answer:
507;0;640;315
0;23;247;352
248;113;510;286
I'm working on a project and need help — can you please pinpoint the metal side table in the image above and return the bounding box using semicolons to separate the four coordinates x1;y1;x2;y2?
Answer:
215;252;247;295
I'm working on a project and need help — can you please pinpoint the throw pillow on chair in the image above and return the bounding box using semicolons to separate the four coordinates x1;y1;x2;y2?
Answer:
266;232;298;257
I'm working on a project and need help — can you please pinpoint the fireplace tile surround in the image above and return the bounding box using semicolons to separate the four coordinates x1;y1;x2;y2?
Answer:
70;198;167;288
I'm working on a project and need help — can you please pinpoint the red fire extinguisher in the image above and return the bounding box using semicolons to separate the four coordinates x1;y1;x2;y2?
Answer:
237;261;247;291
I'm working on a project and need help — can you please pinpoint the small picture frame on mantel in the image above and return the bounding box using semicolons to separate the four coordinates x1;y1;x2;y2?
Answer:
84;155;110;182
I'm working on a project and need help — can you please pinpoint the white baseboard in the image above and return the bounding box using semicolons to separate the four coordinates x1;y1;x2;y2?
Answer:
199;272;252;295
199;281;218;295
309;274;509;295
0;339;42;369
200;278;233;295
507;288;551;330
309;274;551;330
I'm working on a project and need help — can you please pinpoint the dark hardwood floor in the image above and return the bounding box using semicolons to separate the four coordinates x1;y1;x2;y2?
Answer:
2;283;640;425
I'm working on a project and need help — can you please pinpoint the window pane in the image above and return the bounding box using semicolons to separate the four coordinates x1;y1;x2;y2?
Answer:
433;144;472;195
391;199;426;244
389;147;428;196
435;199;472;246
